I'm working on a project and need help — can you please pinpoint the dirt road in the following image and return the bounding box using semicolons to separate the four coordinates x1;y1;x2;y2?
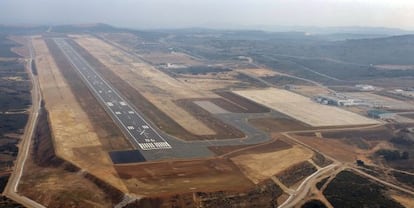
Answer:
278;163;340;208
3;38;46;208
278;125;414;208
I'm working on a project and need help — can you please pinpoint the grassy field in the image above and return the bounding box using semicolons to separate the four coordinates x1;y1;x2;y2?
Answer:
33;37;128;192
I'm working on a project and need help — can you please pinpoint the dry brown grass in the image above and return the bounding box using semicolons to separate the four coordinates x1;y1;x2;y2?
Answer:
115;158;254;195
294;133;393;164
231;145;313;184
375;65;414;70
249;117;312;132
290;86;331;97
176;76;240;91
32;37;127;192
74;35;215;136
391;194;414;208
20;164;114;208
142;52;200;65
235;68;279;77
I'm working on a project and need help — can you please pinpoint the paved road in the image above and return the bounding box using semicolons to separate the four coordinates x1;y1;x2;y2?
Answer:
3;38;46;208
54;38;171;151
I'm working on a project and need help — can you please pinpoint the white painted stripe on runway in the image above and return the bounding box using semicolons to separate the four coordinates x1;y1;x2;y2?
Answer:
54;39;172;151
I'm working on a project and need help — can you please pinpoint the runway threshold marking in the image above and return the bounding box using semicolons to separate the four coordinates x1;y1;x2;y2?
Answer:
53;38;172;151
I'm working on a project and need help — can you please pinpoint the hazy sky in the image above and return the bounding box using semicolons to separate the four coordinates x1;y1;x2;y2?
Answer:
1;0;413;30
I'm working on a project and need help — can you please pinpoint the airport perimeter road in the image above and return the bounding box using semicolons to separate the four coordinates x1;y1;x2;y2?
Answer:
53;38;171;151
3;38;46;208
278;164;339;208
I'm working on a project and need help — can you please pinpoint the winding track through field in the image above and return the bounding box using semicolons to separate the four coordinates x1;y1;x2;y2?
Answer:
3;37;46;208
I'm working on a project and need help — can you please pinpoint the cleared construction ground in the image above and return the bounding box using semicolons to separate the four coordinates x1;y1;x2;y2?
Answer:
234;88;380;127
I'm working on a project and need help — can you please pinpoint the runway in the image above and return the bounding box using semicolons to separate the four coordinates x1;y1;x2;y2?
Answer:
53;38;171;151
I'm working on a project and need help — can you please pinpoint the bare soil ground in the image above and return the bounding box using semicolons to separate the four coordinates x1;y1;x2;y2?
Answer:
363;77;414;88
73;35;216;136
142;52;200;65
391;194;414;208
193;179;283;208
207;98;250;113
194;100;229;114
45;39;131;151
176;99;245;140
20;107;123;208
215;91;270;113
376;91;414;102
125;179;283;208
235;68;279;77
293;127;395;164
375;65;414;70
231;145;313;184
295;134;364;163
290;86;331;97
68;38;244;140
177;76;241;91
115;158;254;195
249;117;312;132
401;113;414;119
8;36;29;58
33;37;128;192
234;88;379;127
321;126;394;141
343;92;414;110
264;75;315;86
208;139;292;156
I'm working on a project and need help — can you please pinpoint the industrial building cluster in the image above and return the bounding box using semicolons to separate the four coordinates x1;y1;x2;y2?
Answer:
314;93;367;107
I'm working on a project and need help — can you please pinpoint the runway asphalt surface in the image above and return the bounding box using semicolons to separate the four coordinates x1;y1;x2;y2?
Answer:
53;38;276;162
54;38;172;151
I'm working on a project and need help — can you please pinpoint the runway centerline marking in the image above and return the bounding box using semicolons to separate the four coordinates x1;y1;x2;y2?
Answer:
53;38;172;151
